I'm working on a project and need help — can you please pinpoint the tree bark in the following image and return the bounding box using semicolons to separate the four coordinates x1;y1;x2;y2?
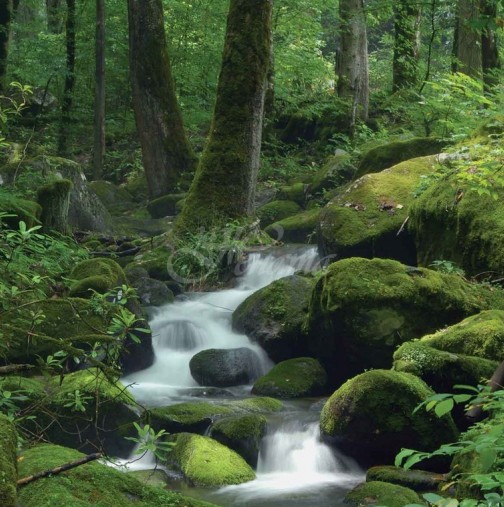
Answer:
336;0;369;123
480;0;500;93
127;0;196;200
93;0;106;180
46;0;63;33
0;0;13;92
452;0;482;77
176;0;273;232
392;0;421;91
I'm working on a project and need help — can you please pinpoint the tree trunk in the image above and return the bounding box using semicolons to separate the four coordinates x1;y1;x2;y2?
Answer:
392;0;421;91
46;0;63;34
57;0;76;156
336;0;369;123
0;0;13;92
480;0;500;93
452;0;482;77
127;0;196;200
93;0;106;180
176;0;273;232
37;179;72;234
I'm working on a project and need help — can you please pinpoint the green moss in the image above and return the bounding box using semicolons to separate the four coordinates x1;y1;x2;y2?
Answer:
318;155;437;263
366;465;446;492
88;180;134;213
0;414;17;507
0;190;41;229
345;480;423;507
229;396;283;413
310;153;355;195
167;433;255;487
356;136;447;178
69;258;126;297
265;208;321;243
277;183;306;206
256;200;301;228
320;370;458;464
252;357;328;398
147;193;186;218
17;444;216;506
36;179;73;234
133;244;173;281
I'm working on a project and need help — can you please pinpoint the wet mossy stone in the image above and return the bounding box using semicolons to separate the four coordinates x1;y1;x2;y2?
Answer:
320;370;458;467
147;193;186;218
306;257;504;386
265;208;321;243
345;480;423;507
124;174;149;204
309;152;356;195
256;200;301;228
252;357;328;398
277;182;307;206
0;414;17;507
88;180;134;213
209;414;267;467
69;257;127;297
36;178;72;234
393;341;497;395
356;136;447;178
132;276;174;306
366;465;446;492
166;433;255;487
189;347;263;387
232;275;314;362
133;244;174;281
17;444;216;507
0;191;41;229
317;155;438;265
124;264;149;284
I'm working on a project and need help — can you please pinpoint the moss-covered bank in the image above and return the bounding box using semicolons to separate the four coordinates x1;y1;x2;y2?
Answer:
345;480;423;507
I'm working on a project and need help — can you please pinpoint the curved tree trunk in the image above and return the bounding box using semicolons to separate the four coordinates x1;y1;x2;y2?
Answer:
0;0;13;92
336;0;369;123
176;0;273;232
452;0;482;77
392;0;421;91
127;0;196;200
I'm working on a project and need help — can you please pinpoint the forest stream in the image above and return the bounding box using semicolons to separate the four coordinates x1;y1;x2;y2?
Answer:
117;246;364;506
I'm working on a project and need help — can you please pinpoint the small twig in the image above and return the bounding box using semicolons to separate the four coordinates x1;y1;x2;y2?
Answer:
17;452;103;487
396;216;410;236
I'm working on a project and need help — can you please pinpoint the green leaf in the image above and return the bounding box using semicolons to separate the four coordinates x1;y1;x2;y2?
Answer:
434;398;454;418
395;448;417;467
423;493;445;504
479;448;497;473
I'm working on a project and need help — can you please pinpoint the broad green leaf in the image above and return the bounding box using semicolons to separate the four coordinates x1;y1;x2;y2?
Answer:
435;398;454;418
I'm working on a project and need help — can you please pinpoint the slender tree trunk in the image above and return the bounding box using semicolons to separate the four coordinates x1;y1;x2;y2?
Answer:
0;0;13;92
452;0;482;77
337;0;369;123
176;0;273;232
392;0;421;91
93;0;106;180
127;0;196;200
46;0;63;33
57;0;76;156
480;0;500;92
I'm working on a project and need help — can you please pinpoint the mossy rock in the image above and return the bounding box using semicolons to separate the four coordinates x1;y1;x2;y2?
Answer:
209;414;267;467
147;397;282;435
124;174;149;204
265;208;321;243
232;275;314;362
318;155;438;265
88;180;135;214
356;136;447;178
17;444;216;507
0;414;17;507
307;257;504;386
320;370;458;466
132;277;175;306
166;433;255;487
37;178;72;234
0;191;41;229
69;258;127;297
252;357;328;398
366;465;446;492
309;152;355;195
147;193;186;218
256;200;301;228
345;480;423;507
132;244;174;281
277;182;307;206
393;341;497;394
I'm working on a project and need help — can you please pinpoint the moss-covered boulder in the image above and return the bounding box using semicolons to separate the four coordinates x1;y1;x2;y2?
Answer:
132;244;174;281
265;208;321;243
320;370;458;466
0;414;17;507
147;193;186;218
131;277;174;306
69;258;127;297
147;397;282;435
393;341;497;394
166;433;255;487
318;155;438;264
189;348;263;387
0;190;41;229
309;152;355;195
37;178;72;234
307;257;504;386
88;180;135;214
277;183;307;206
232;275;314;362
356;136;447;178
345;480;423;507
252;357;328;398
209;414;267;467
366;465;446;492
257;200;301;228
17;444;215;507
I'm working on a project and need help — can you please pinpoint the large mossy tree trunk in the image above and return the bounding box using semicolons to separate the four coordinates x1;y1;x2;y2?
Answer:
392;0;421;92
480;0;500;93
336;0;369;123
37;179;72;234
175;0;273;232
127;0;196;200
451;0;482;77
0;0;12;92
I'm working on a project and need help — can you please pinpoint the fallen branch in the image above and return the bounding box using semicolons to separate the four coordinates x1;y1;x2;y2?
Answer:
17;452;102;487
396;216;409;236
0;364;35;375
